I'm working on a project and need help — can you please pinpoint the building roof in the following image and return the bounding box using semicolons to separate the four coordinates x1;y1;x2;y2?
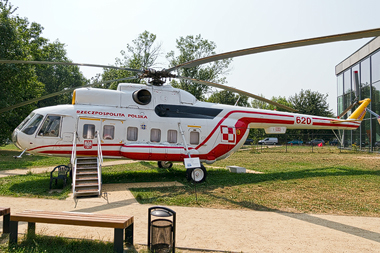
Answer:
335;36;380;75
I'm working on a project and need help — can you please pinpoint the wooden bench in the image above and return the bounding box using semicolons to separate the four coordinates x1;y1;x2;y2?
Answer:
9;210;133;253
0;207;10;234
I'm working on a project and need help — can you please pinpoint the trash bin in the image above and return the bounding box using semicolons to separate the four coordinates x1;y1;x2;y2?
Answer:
148;206;176;253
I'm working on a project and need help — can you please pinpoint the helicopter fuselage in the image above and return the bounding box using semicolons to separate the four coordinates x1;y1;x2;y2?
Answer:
12;83;362;164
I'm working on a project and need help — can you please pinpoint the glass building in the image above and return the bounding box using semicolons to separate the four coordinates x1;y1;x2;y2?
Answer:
336;37;380;150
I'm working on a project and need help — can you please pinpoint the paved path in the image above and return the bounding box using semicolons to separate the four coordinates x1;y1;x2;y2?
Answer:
1;162;380;252
1;183;380;252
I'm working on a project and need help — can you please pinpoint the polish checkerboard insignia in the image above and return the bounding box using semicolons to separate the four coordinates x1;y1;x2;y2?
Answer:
221;126;236;143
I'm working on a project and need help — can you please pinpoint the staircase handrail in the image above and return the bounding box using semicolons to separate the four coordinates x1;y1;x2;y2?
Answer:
96;130;103;165
96;130;103;194
71;131;78;196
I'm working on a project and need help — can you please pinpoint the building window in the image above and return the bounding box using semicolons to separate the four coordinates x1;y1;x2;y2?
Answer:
167;130;177;143
83;124;95;139
343;70;351;94
103;125;114;140
150;129;161;142
337;74;343;97
190;131;199;145
361;58;371;119
372;50;380;84
127;127;138;141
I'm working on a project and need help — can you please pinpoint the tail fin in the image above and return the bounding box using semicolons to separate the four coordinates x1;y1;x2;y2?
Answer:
348;98;371;121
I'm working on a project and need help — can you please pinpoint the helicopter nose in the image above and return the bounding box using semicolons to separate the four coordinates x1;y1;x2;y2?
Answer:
12;129;22;149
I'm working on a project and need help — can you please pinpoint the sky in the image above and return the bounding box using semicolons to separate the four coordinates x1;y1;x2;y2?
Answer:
8;0;380;114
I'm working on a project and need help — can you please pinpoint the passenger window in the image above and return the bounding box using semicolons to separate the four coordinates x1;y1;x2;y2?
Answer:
83;124;95;139
190;131;199;145
103;125;114;140
38;115;61;137
22;114;43;135
127;127;138;141
150;128;161;142
167;130;177;143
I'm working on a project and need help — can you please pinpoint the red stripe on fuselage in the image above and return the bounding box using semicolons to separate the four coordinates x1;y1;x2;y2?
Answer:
196;110;295;149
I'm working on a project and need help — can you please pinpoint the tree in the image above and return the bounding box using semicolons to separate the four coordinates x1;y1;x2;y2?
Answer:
207;90;249;107
0;0;44;145
166;35;232;101
289;89;334;141
251;95;291;111
101;31;161;89
0;0;87;145
34;41;87;107
289;89;333;117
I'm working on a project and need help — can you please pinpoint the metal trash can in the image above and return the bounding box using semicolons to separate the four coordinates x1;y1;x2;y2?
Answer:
148;206;176;253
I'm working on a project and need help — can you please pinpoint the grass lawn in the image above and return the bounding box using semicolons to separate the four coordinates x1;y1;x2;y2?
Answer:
0;234;117;253
0;144;70;170
1;144;380;217
129;146;380;217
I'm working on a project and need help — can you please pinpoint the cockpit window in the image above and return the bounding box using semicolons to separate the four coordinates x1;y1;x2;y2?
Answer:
17;112;35;131
38;115;61;137
22;114;43;135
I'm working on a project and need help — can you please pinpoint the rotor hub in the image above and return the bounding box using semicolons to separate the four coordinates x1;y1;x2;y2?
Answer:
141;69;177;86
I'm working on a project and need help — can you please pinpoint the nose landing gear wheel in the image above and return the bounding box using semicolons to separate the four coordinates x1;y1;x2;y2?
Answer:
186;164;207;183
157;161;173;169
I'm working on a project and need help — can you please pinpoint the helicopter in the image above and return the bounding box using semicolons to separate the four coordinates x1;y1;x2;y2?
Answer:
1;28;379;197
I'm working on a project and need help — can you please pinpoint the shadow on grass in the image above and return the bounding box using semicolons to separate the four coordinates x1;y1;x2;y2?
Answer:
102;163;186;184
104;165;380;188
131;167;380;244
1;174;71;198
0;150;68;171
7;234;117;253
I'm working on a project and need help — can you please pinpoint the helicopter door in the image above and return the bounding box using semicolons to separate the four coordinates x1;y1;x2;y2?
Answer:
77;117;101;155
100;119;124;157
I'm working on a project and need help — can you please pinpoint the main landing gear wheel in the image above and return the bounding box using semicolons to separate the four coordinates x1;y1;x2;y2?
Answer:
186;164;207;183
157;161;173;169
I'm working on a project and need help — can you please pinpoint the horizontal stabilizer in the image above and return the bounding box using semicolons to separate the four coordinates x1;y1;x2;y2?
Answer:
329;119;361;124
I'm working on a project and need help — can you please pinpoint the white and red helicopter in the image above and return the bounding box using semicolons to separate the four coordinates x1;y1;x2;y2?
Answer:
1;28;379;197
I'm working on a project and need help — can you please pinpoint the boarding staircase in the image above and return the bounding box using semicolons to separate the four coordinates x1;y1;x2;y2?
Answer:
71;131;103;198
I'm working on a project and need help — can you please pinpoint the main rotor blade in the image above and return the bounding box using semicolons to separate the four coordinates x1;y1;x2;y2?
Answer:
167;28;380;72
177;76;298;112
0;60;144;73
0;76;139;113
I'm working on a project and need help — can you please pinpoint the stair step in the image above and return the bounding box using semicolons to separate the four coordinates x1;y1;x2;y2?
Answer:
77;163;97;166
75;183;99;187
76;166;97;170
76;171;98;175
76;177;98;181
75;189;100;194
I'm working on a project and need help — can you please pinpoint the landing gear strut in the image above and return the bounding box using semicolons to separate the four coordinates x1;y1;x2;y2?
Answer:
157;161;173;169
186;164;207;183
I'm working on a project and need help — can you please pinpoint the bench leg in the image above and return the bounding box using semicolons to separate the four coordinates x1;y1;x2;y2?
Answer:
9;221;18;244
114;228;124;253
3;213;10;234
27;222;36;238
125;223;133;245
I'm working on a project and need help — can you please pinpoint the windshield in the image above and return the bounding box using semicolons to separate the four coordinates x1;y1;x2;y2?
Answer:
16;112;35;131
38;115;61;137
22;114;44;135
